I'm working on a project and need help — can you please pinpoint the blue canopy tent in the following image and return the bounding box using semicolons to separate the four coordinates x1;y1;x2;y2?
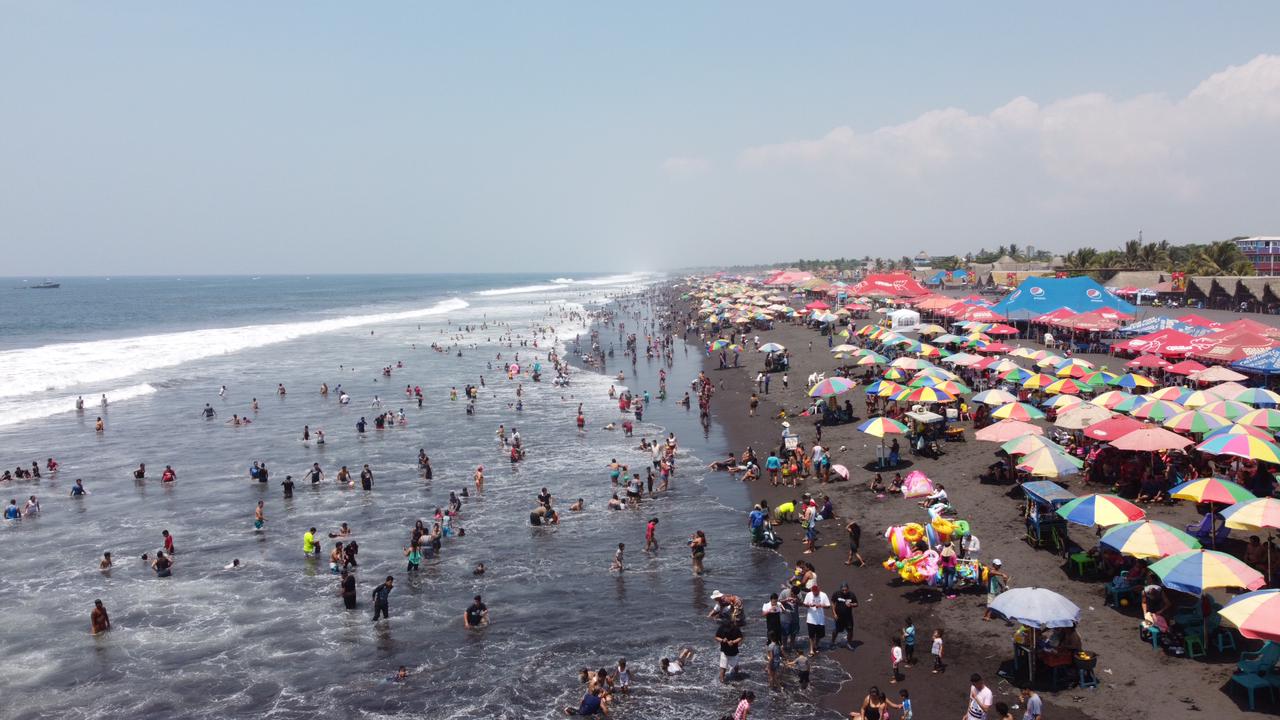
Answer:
1117;317;1219;337
989;276;1137;321
925;270;947;286
1233;347;1280;375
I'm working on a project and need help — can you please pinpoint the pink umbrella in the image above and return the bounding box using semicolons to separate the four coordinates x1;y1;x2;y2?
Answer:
1109;427;1194;452
975;419;1044;443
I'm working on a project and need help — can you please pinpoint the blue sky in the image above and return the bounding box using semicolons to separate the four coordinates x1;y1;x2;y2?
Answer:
2;3;1279;274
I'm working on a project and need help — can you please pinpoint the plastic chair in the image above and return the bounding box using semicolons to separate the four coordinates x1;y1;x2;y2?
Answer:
1078;667;1099;689
1185;633;1206;659
1216;627;1239;654
1068;552;1096;578
1106;583;1139;608
1144;624;1162;650
1231;672;1278;711
1240;641;1280;674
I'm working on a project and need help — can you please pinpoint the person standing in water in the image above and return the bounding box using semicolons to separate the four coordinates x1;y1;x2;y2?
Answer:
90;599;111;634
254;501;265;531
360;465;373;491
340;570;357;609
474;465;485;494
371;576;394;622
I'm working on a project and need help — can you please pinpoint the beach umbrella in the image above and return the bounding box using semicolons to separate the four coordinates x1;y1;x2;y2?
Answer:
1056;494;1146;527
992;402;1047;421
1054;403;1113;429
1181;391;1216;408
986;587;1082;683
1045;378;1087;395
1001;368;1034;384
934;333;966;345
903;387;956;403
1055;364;1091;379
1207;382;1252;400
1083;415;1146;441
709;339;731;350
1237;408;1280;431
1041;395;1084;411
1129;400;1186;423
972;389;1018;406
1017;447;1083;478
1036;355;1066;368
831;344;858;353
759;342;786;353
808;377;858;398
1150;387;1193;403
1126;354;1171;370
1100;520;1201;559
857;416;909;438
1112;395;1150;414
1220;590;1280;642
986;323;1019;335
866;380;903;396
1195;433;1280;463
1204;423;1275;442
918;324;947;335
1111;373;1157;389
883;367;907;380
1110;427;1194;452
1056;357;1095;370
1194;366;1249;383
1222;498;1280;578
1163;410;1232;435
1002;435;1068;456
917;343;942;358
855;353;888;366
1021;373;1057;390
1081;369;1122;386
1237;388;1280;406
915;366;959;380
975;419;1044;442
1010;347;1039;359
1200;400;1253;422
1167;359;1208;376
1171;477;1256;506
1149;549;1265;595
830;464;850;480
1090;391;1135;410
991;359;1022;374
928;380;970;396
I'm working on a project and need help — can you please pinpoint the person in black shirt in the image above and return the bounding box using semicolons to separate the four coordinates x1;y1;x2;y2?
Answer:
465;595;489;629
761;593;785;645
716;621;743;683
281;475;294;498
360;465;374;491
340;570;357;609
832;583;859;649
371;576;393;621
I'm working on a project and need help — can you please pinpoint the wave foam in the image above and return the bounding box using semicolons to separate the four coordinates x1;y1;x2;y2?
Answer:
0;298;469;399
474;284;568;296
0;383;157;427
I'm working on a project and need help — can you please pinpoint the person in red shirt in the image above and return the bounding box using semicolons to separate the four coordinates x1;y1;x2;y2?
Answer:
161;465;176;482
162;529;175;554
645;518;659;552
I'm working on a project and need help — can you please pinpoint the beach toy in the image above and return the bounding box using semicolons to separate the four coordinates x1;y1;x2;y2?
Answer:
952;520;970;537
902;523;925;544
924;525;940;547
931;517;954;542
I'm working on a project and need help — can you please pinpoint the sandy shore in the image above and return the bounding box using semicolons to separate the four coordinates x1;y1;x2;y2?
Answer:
692;300;1265;718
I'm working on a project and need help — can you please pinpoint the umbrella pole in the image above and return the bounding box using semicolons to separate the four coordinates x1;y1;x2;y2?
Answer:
1209;502;1216;550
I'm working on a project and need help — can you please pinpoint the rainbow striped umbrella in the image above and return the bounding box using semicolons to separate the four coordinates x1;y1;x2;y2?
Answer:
1056;357;1095;370
1100;520;1201;559
866;380;903;397
1042;395;1084;410
1196;433;1280;463
808;376;858;398
857;416;909;438
1220;590;1280;642
1204;423;1275;442
929;380;971;396
1056;494;1146;527
709;338;731;350
1182;391;1216;408
1081;369;1121;386
831;344;858;353
1222;498;1280;532
1163;410;1232;435
1170;477;1257;506
883;368;907;381
992;402;1047;421
1045;378;1087;395
1150;386;1192;403
856;353;887;366
1112;395;1150;414
1091;391;1135;410
1055;364;1090;379
918;343;942;358
1238;408;1280;431
1236;388;1280;406
1017;447;1083;477
1002;435;1068;456
1001;367;1034;384
1036;355;1067;368
903;386;957;403
890;357;931;370
887;387;913;402
1129;399;1186;423
1149;549;1265;595
1021;373;1058;390
972;389;1017;406
1200;400;1253;422
1112;373;1157;389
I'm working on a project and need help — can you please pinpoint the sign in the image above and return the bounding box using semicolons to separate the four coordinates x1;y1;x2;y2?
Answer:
1055;271;1067;279
1005;272;1018;287
1172;272;1187;292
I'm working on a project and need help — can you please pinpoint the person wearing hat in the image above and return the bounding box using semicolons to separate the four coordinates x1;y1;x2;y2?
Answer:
707;591;743;625
982;559;1009;620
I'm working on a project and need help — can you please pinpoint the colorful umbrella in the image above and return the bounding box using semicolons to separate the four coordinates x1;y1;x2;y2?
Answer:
1204;423;1275;442
1056;364;1091;379
1163;410;1232;435
1017;447;1083;478
858;416;909;437
972;389;1017;406
975;419;1044;442
1149;549;1265;595
1222;497;1280;532
1081;369;1121;386
1129;400;1185;423
855;354;885;366
1200;400;1253;422
1056;494;1146;527
758;342;786;353
1170;477;1257;506
1150;386;1192;403
1042;395;1084;410
830;464;850;480
1109;427;1193;451
1112;373;1156;389
1083;415;1146;441
1236;388;1280;406
889;357;931;370
992;402;1047;421
1238;408;1280;432
883;368;907;381
1002;435;1068;456
808;377;858;398
1021;373;1058;390
903;386;956;403
1045;378;1086;395
1090;390;1135;410
1181;391;1216;408
1054;403;1113;429
709;339;731;350
867;380;904;397
1100;520;1201;559
1195;433;1280;463
1001;368;1034;384
1112;395;1150;414
1219;590;1280;642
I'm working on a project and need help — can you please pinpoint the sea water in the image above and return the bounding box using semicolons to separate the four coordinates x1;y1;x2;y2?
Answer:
0;274;842;719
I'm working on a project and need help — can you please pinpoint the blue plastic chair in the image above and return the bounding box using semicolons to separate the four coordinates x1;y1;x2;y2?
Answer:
1240;641;1280;674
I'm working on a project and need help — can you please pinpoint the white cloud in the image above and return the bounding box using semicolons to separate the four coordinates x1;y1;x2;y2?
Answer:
661;155;710;177
737;54;1280;204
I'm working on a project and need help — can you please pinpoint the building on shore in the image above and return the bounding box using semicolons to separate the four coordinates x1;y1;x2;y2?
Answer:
1233;236;1280;276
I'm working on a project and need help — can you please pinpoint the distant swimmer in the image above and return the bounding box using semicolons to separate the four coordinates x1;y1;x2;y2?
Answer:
95;417;104;433
254;501;265;530
306;463;324;484
133;463;146;479
224;559;242;570
251;397;259;412
71;479;87;496
302;425;310;441
219;385;227;398
316;429;325;445
464;594;489;629
201;404;217;419
277;384;286;397
151;550;172;577
328;522;352;539
99;551;112;569
75;396;84;411
281;475;294;497
23;495;40;516
303;527;320;556
3;499;20;520
226;414;251;426
90;600;111;635
161;465;176;482
100;394;108;407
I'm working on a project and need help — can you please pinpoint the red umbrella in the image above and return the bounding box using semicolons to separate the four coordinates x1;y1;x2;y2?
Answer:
986;324;1019;336
804;300;831;311
1127;354;1171;370
1110;427;1194;452
1083;415;1147;441
1167;359;1208;376
977;342;1013;353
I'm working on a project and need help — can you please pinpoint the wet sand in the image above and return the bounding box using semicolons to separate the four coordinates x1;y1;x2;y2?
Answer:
692;301;1264;718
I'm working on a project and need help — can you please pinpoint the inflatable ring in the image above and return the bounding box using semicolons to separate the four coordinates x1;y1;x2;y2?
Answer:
931;517;955;536
902;523;925;543
952;520;970;537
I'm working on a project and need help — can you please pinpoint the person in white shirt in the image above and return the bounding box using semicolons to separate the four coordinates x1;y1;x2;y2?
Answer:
803;585;831;656
966;673;993;719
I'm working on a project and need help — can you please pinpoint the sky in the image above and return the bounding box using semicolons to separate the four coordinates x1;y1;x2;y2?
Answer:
2;2;1279;275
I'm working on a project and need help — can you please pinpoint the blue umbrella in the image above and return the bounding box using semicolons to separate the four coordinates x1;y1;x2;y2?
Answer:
987;587;1081;628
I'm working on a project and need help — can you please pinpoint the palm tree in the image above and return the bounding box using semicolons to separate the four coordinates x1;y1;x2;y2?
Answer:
1063;248;1099;273
1185;240;1255;276
1006;244;1022;261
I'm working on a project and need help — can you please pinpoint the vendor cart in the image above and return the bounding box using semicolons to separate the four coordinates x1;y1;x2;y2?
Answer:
1022;481;1076;553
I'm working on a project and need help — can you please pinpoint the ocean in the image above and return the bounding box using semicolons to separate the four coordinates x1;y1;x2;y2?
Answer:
0;274;842;719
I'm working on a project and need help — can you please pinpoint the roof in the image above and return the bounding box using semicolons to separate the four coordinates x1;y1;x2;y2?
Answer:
849;273;931;298
989;276;1137;321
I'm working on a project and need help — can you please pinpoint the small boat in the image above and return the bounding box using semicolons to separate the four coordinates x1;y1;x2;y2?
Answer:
25;280;60;289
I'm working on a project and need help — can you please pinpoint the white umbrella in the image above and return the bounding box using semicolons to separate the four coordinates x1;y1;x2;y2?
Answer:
988;586;1082;683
